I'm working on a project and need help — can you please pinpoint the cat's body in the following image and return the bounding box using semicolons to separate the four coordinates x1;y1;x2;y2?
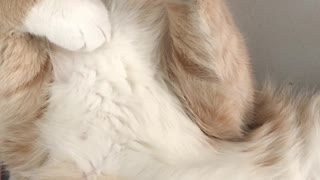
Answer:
0;0;319;180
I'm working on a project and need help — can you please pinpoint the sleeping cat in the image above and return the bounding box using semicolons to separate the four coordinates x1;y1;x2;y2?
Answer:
0;0;319;180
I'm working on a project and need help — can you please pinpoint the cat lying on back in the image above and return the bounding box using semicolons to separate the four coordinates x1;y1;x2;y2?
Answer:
1;0;254;140
1;0;253;177
0;0;319;180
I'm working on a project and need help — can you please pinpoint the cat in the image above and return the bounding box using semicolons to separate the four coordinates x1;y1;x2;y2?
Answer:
0;0;319;180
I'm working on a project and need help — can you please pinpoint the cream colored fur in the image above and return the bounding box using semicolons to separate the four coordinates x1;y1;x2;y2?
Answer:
0;0;319;180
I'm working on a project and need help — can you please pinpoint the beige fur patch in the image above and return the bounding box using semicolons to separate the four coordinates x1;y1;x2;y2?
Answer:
0;0;39;30
163;0;254;140
0;31;51;178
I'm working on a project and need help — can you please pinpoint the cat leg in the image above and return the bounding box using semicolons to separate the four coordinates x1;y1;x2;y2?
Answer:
163;0;255;140
23;0;111;51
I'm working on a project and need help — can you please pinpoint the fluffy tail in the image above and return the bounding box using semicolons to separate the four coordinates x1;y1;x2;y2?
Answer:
239;84;320;179
124;84;320;180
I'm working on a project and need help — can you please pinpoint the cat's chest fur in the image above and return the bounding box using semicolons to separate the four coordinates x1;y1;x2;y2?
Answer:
40;0;207;176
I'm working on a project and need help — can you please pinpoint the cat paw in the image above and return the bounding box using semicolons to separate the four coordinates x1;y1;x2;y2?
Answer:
23;0;111;52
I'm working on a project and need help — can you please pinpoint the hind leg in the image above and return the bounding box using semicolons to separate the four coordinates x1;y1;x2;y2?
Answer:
163;0;254;140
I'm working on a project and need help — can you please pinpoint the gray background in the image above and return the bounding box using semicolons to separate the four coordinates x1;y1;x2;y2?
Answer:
228;0;320;87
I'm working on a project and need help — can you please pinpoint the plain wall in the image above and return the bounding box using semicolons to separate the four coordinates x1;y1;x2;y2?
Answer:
228;0;320;87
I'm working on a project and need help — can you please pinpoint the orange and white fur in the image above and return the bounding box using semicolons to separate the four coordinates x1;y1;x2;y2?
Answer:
0;0;319;179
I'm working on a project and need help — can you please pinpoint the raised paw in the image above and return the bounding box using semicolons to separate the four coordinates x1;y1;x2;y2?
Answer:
23;0;111;52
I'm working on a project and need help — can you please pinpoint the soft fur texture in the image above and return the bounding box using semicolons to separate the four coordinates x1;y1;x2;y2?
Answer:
0;0;319;180
0;31;51;178
0;0;38;30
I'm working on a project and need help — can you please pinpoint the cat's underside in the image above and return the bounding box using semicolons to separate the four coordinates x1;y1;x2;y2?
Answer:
0;0;319;180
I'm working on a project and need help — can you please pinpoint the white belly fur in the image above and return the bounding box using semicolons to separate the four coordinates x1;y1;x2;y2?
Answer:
40;2;209;177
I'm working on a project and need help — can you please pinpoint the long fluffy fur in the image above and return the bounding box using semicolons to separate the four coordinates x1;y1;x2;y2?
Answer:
0;31;51;178
162;0;254;140
0;0;319;179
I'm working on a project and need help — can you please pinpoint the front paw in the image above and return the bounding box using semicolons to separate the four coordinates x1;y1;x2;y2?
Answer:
23;0;111;51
